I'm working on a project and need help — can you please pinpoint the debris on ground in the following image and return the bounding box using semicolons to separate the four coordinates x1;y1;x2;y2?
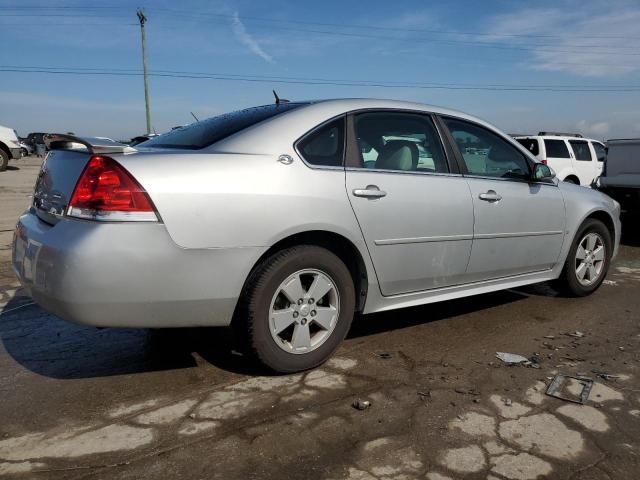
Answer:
567;331;585;338
495;352;540;368
603;279;617;286
503;398;513;406
352;399;372;411
592;371;621;381
417;391;431;400
543;335;555;339
496;352;529;365
454;388;481;396
546;374;594;404
375;352;392;360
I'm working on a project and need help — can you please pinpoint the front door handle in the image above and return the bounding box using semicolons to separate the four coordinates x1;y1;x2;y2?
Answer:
353;185;387;199
478;190;502;202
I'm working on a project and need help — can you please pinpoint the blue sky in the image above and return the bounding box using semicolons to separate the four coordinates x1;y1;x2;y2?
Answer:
1;0;640;140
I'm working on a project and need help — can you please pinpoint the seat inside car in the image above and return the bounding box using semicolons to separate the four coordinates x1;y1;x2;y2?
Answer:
376;140;418;171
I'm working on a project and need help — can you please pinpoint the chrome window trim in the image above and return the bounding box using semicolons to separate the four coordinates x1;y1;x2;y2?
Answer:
344;166;463;179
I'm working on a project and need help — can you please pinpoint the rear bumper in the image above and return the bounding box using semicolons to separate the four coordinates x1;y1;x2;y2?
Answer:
12;210;265;327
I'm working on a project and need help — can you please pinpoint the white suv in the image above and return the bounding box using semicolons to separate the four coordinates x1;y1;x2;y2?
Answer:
514;132;605;186
0;124;23;171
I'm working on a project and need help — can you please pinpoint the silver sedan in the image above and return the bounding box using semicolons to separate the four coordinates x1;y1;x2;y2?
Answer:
12;99;621;373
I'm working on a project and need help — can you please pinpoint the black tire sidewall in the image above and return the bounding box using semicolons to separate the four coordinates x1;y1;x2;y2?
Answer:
247;246;355;373
563;219;612;296
0;150;8;171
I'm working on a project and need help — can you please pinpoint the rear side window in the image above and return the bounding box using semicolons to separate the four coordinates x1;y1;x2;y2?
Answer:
592;142;606;162
140;103;305;150
516;138;539;156
297;117;345;167
569;140;592;161
544;139;570;158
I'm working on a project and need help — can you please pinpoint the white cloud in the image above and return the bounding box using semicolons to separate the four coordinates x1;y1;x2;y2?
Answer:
231;12;274;63
483;2;640;77
576;120;610;137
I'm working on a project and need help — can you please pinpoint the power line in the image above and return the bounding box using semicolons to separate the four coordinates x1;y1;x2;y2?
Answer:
3;5;640;41
1;67;639;92
6;65;640;89
4;11;638;56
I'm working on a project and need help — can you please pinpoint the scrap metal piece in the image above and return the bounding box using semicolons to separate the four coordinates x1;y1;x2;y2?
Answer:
546;374;594;404
496;352;530;366
352;399;372;411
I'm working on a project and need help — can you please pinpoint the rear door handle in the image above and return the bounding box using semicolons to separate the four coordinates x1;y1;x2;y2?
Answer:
478;190;502;202
353;185;387;198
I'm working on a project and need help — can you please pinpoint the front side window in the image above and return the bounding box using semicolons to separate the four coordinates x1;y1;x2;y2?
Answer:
297;117;345;167
443;117;530;180
353;112;448;173
592;142;606;162
569;140;592;161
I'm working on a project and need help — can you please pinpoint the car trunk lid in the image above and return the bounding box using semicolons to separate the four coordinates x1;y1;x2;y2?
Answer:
33;135;138;225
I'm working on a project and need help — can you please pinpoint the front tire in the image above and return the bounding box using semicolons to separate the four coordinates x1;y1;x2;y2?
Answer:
0;149;8;172
555;219;612;296
237;246;355;373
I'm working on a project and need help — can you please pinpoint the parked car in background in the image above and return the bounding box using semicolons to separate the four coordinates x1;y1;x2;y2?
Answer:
0;125;23;171
19;141;35;157
514;132;605;186
25;132;48;157
12;99;620;373
595;138;640;213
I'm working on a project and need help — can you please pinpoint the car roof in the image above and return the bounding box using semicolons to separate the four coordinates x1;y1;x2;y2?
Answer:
514;134;603;143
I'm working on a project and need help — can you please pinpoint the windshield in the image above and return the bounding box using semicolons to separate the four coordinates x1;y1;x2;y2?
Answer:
140;103;307;150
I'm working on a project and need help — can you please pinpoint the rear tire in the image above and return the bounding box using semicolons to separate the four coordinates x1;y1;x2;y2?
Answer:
555;219;611;296
236;245;355;373
0;149;8;172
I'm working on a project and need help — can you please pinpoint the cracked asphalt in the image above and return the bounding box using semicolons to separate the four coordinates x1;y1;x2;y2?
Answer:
1;156;639;479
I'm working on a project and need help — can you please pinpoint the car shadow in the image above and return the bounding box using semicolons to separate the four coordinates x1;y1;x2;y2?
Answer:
0;286;543;379
5;166;19;171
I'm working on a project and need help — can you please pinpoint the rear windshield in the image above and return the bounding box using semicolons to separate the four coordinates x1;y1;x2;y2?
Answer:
516;138;539;156
140;103;306;150
606;143;640;175
544;139;570;158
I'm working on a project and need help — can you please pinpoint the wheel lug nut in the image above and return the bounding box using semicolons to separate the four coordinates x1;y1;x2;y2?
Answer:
301;318;307;325
308;298;314;304
310;310;316;317
293;311;299;318
297;299;303;305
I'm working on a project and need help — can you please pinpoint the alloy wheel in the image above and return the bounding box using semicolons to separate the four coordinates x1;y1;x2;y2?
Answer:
575;232;606;286
268;269;340;354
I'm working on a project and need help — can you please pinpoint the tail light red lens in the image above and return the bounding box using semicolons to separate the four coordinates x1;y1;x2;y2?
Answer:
67;155;158;221
541;159;548;165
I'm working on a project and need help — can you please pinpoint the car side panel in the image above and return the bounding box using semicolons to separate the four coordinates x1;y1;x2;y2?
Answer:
117;152;366;251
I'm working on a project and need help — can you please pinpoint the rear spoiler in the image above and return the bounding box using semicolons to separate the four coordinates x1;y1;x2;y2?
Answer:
44;134;137;154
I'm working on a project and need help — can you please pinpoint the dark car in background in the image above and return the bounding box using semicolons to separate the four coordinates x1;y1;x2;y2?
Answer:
596;139;640;213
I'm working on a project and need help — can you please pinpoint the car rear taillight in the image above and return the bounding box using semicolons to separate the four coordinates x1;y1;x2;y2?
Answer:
541;159;548;165
67;155;158;222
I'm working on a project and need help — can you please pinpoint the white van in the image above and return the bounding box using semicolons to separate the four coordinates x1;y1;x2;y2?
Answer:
0;125;23;171
514;132;605;186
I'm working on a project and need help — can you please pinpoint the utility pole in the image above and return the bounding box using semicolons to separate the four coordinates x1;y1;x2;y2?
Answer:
137;9;151;135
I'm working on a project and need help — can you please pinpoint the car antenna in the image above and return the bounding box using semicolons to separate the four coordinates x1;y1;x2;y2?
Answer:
190;111;199;122
273;90;289;105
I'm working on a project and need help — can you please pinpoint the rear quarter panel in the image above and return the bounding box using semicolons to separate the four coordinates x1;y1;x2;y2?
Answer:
116;151;367;252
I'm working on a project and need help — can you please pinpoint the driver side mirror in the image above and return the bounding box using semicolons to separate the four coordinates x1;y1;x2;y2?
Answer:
532;163;555;181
